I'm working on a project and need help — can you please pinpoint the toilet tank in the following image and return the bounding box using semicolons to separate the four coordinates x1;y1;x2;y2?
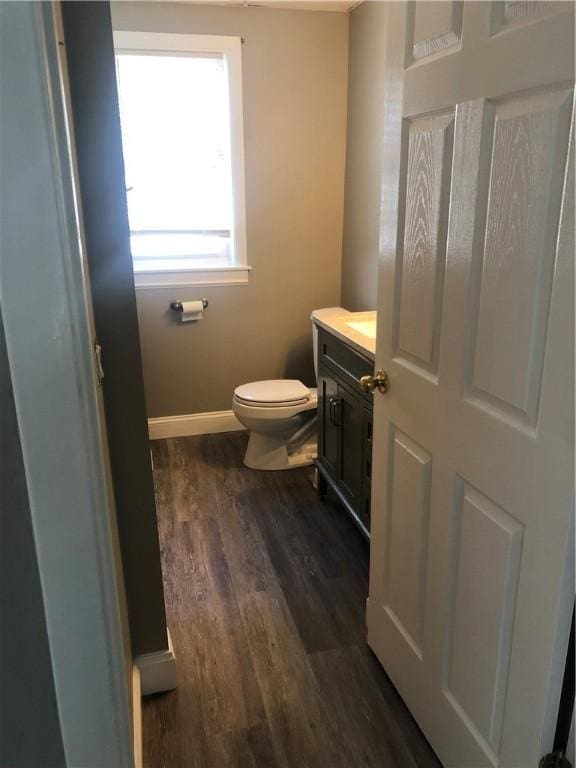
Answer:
311;307;350;383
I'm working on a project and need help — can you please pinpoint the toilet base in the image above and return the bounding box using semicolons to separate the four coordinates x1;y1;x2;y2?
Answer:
243;432;317;471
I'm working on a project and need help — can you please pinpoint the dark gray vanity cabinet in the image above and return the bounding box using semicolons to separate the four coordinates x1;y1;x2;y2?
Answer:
316;328;374;537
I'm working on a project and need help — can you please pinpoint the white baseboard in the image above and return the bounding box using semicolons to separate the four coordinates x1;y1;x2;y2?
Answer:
132;665;143;768
148;409;245;440
135;629;178;696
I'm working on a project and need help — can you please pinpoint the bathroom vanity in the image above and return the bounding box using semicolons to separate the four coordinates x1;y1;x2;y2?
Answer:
312;310;376;538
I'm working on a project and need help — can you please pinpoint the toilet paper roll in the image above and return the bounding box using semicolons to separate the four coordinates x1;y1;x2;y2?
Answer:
180;300;204;322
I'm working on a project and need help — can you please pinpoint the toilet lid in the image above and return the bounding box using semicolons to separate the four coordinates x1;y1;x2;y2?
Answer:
234;379;310;406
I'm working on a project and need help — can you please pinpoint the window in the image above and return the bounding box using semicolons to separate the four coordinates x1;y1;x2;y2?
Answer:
114;32;248;286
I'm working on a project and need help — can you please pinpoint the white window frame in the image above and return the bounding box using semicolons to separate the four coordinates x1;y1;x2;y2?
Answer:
113;31;250;288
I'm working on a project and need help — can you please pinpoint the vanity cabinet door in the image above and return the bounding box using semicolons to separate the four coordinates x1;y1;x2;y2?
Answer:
316;342;373;536
317;367;339;480
336;383;364;516
360;409;373;531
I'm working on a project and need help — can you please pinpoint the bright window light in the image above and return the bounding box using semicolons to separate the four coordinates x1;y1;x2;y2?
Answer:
114;33;247;283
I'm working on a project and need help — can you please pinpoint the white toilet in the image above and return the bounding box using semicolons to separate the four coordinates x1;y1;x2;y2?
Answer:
232;308;347;470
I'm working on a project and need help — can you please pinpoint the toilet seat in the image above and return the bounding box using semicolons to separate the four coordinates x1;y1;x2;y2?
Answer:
233;386;317;421
234;379;311;408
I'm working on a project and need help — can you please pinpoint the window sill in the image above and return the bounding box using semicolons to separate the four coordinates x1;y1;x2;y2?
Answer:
133;265;251;289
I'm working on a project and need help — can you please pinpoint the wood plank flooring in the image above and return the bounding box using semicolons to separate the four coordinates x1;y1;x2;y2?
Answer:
144;433;441;768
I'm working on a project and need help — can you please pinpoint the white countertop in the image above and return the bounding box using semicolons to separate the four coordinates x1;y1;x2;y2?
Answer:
312;307;376;361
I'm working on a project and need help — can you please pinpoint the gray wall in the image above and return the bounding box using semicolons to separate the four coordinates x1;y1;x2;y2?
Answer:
0;311;65;768
62;1;168;657
341;0;387;311
111;2;348;417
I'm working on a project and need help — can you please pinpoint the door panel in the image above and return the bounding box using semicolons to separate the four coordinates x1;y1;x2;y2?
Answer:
465;87;572;426
394;109;454;377
384;427;431;659
337;383;364;511
408;1;463;64
318;367;339;478
492;1;560;34
368;2;574;766
444;480;523;755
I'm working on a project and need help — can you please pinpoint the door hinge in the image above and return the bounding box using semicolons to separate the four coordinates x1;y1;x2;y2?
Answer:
94;341;104;384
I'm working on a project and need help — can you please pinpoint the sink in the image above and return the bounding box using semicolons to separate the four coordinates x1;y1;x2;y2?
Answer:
312;308;377;359
346;318;377;339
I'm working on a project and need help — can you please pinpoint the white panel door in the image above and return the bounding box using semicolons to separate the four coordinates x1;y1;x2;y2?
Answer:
367;3;574;767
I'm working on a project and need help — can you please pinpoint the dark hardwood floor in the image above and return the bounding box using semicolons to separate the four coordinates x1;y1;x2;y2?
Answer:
144;432;441;768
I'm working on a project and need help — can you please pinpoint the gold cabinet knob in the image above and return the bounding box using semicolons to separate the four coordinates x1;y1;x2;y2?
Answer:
360;370;389;394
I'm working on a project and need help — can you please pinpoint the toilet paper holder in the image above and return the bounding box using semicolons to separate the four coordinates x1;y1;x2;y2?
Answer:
170;299;209;313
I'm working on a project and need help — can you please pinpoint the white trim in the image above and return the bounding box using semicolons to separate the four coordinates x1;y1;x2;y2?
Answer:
113;31;248;280
135;265;251;289
135;629;178;696
114;31;240;56
132;666;143;768
117;2;356;13
148;410;245;440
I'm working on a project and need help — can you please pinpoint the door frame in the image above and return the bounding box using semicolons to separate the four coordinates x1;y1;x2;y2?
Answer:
0;3;133;765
